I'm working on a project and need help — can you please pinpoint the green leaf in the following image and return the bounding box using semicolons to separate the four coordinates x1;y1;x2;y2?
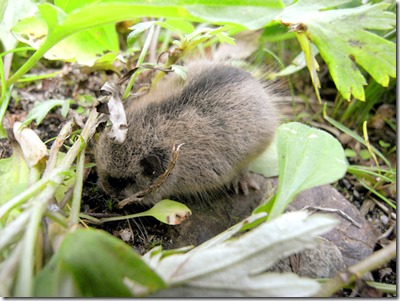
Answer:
12;7;119;66
277;0;396;101
249;138;279;178
186;3;284;30
171;64;188;80
164;19;195;34
267;122;348;220
34;228;166;297
54;152;75;203
0;145;29;207
0;0;37;51
127;21;155;45
144;199;192;225
23;99;69;126
8;0;286;84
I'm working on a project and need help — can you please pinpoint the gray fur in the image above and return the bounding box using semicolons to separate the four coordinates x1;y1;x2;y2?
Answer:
95;61;279;205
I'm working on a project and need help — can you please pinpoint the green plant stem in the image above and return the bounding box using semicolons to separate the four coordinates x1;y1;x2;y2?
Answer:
0;177;50;220
6;40;52;87
81;210;152;225
0;242;23;296
315;240;396;297
17;71;62;83
99;211;149;224
0;87;11;137
123;25;155;99
44;210;68;229
14;196;47;296
0;210;30;252
69;147;85;226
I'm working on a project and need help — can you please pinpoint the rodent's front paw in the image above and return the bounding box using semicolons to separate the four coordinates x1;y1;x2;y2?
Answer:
232;171;261;195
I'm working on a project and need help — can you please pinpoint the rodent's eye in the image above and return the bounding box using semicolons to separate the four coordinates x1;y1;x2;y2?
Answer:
107;176;133;189
140;154;164;179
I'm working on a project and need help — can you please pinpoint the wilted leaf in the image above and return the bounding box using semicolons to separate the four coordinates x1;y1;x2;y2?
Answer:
99;82;127;144
34;228;166;297
266;122;348;220
13;122;48;167
276;0;396;101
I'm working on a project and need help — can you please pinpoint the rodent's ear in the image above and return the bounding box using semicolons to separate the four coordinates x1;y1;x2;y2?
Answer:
140;153;165;178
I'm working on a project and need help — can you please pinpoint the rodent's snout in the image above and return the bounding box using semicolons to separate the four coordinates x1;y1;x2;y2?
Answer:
98;175;138;200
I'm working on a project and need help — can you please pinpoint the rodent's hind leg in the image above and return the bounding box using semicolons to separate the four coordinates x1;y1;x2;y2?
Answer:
231;170;261;195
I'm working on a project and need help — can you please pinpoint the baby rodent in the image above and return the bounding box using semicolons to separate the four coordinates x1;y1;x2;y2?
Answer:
95;61;279;205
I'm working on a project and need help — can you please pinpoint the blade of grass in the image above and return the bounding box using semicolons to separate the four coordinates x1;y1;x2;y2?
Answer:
347;165;394;183
358;179;396;210
323;103;391;168
362;121;380;168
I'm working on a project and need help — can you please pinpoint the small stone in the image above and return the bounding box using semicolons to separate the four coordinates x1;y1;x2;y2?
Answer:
380;214;389;225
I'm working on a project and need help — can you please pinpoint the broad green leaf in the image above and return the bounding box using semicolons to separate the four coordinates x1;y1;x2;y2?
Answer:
249;138;279;178
12;10;119;66
8;0;285;83
267;122;348;220
186;3;284;30
164;19;195;34
261;22;295;42
0;145;29;206
276;0;396;101
34;228;166;297
0;0;37;51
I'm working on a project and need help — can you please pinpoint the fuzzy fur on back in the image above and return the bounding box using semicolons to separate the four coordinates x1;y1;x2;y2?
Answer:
95;61;279;205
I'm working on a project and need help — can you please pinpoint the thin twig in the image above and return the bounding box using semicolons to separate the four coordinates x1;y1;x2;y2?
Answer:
314;240;396;297
302;206;362;228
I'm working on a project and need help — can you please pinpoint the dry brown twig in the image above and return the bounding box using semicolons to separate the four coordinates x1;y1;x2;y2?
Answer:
118;143;184;208
315;239;396;297
301;205;362;228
